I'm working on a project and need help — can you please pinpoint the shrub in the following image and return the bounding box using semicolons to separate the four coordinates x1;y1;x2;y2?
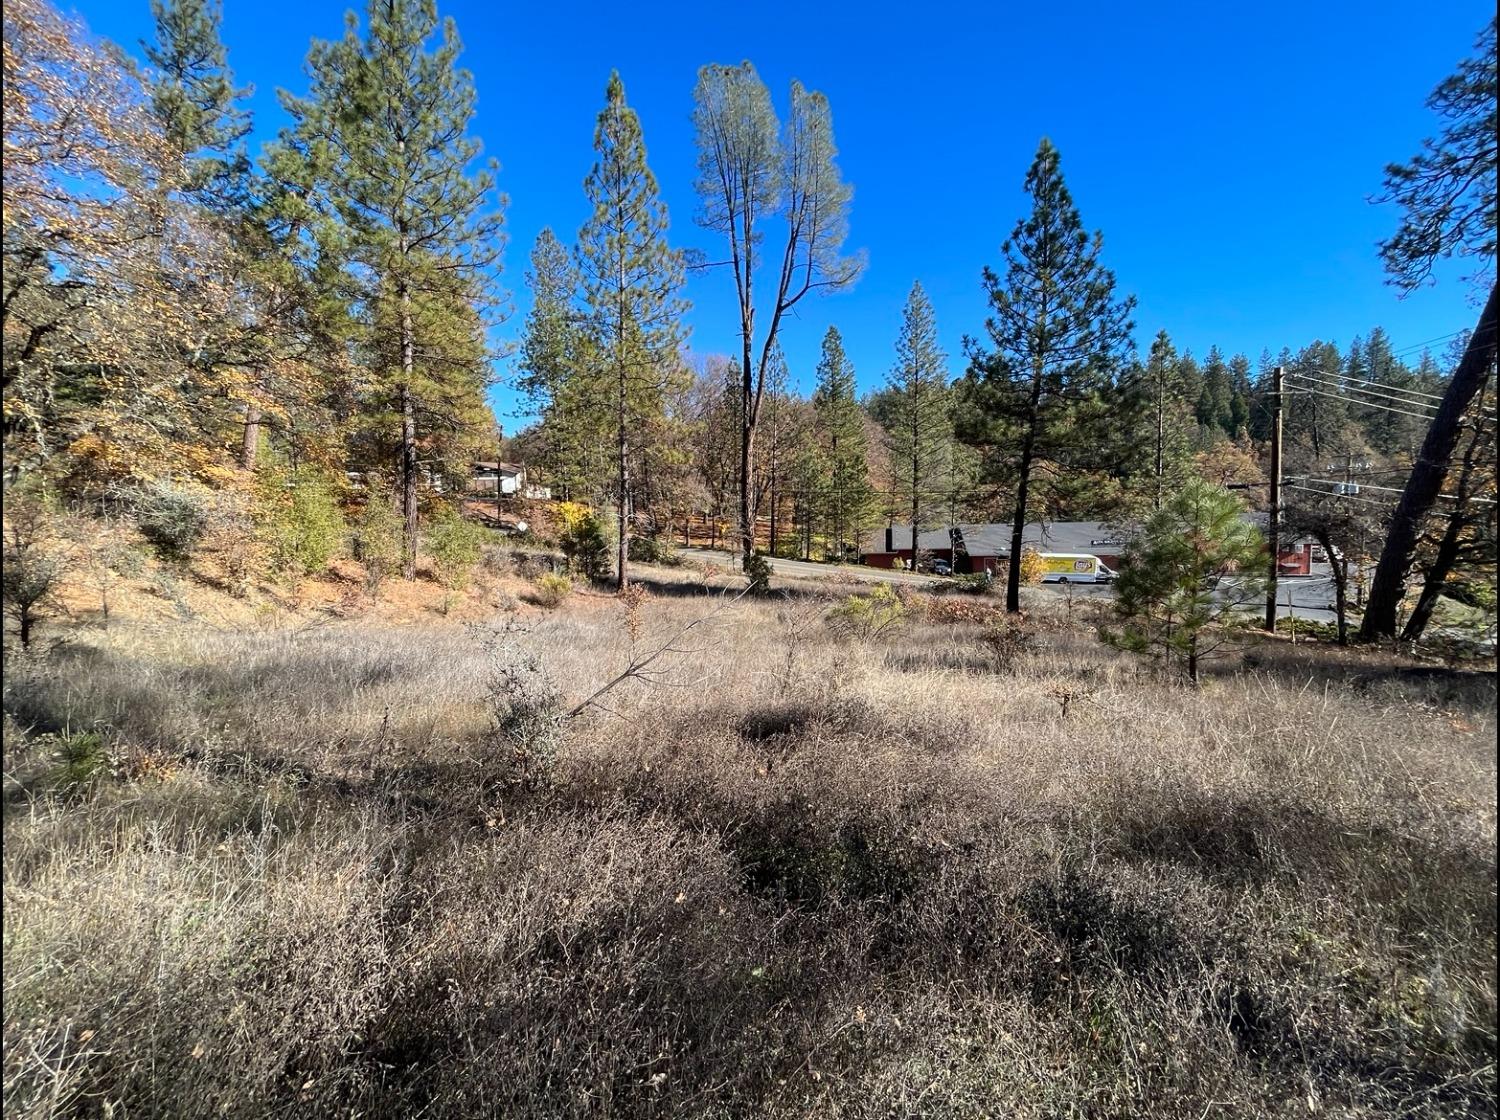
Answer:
939;572;994;596
1017;547;1046;587
829;582;906;640
1275;616;1341;642
132;480;214;564
557;502;610;582
257;468;345;577
925;596;1001;625
744;551;773;596
2;493;65;648
427;510;487;592
475;626;565;791
981;614;1037;672
351;493;403;598
533;572;573;609
628;534;678;565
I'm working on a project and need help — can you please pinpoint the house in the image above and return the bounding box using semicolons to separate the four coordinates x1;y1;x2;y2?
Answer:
469;462;551;500
862;518;1312;576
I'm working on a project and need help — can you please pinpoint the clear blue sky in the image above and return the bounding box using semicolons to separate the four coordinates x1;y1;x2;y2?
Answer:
72;0;1491;428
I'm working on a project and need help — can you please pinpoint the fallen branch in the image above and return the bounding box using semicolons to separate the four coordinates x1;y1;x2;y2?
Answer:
566;587;749;720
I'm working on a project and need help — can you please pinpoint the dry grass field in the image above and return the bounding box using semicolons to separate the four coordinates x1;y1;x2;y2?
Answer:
3;561;1496;1118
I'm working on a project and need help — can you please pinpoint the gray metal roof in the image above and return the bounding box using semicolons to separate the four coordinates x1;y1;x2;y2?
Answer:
863;513;1300;557
864;521;1135;557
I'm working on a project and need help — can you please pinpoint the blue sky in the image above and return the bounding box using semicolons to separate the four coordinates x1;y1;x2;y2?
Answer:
72;0;1491;428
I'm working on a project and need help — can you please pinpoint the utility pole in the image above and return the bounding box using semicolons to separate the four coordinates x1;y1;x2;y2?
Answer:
1264;365;1284;632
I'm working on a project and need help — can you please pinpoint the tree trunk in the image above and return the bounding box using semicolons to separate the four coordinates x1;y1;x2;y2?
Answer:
241;401;261;471
399;381;417;581
1313;527;1349;645
910;440;920;570
768;463;779;559
1401;517;1461;642
1007;370;1045;613
1007;432;1035;614
1361;282;1498;640
617;361;630;591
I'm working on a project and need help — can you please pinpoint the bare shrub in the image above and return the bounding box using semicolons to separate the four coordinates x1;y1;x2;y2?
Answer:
474;625;564;793
980;613;1036;672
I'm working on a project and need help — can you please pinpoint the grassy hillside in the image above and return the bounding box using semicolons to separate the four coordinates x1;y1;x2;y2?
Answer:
3;562;1496;1118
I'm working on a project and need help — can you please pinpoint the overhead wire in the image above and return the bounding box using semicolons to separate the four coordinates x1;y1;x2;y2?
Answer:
1283;368;1441;410
1290;477;1498;506
1283;383;1442;422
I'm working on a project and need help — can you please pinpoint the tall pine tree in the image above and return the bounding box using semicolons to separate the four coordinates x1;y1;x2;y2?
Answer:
1124;329;1196;510
576;71;687;590
960;139;1134;611
283;0;504;577
883;281;951;561
141;0;252;210
812;325;871;561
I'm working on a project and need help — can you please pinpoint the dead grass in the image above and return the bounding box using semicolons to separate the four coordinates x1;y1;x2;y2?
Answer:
3;574;1496;1118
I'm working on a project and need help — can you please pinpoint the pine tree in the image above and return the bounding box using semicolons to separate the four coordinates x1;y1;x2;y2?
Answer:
1106;479;1266;684
576;71;687;590
1196;345;1235;437
141;0;252;210
1227;354;1254;437
883;281;951;561
959;139;1134;611
282;0;504;578
518;228;605;500
761;342;799;556
1364;18;1498;639
1125;330;1197;510
813;326;871;561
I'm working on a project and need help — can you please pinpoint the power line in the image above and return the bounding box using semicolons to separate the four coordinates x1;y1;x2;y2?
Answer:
1284;482;1394;508
1323;370;1449;402
1291;477;1498;506
1284;382;1443;422
1388;329;1466;359
1284;369;1441;412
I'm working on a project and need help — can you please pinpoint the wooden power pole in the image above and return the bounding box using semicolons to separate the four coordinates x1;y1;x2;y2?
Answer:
1264;364;1284;632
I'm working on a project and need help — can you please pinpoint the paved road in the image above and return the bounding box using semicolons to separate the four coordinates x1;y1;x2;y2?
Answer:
681;548;1349;623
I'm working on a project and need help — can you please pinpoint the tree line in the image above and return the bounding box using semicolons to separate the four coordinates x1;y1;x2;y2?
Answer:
3;0;1493;638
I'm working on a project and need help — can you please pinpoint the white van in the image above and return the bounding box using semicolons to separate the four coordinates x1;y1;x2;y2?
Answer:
1038;553;1115;584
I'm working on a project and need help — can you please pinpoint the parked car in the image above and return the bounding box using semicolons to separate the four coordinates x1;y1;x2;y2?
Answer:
929;559;952;576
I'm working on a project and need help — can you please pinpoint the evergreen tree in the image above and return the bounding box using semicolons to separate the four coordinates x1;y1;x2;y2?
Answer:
813;326;871;561
576;71;687;590
760;342;799;555
1364;18;1498;639
1227;353;1254;437
1197;345;1235;437
1124;330;1196;510
959;138;1134;611
1106;479;1266;684
518;228;605;500
1360;327;1423;455
282;0;504;578
883;281;951;560
141;0;252;209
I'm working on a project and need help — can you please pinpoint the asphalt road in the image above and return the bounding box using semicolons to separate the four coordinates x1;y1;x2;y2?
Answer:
680;548;1350;623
